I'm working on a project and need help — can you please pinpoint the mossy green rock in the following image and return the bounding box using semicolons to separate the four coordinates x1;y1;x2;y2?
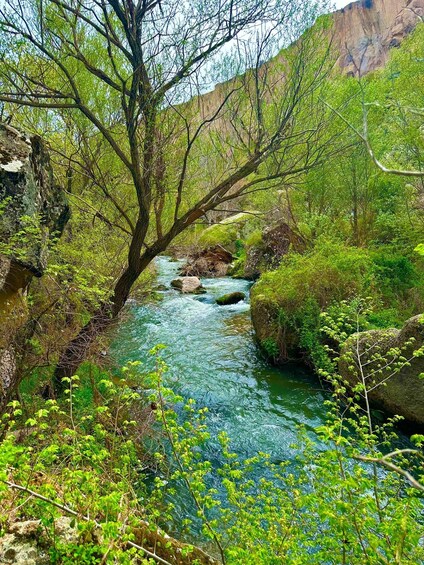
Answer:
244;222;306;280
216;291;246;305
250;242;372;363
339;315;424;426
0;124;69;413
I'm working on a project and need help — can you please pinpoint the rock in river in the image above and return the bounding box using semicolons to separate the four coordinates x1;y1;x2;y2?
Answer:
180;245;233;277
216;291;246;305
171;276;206;294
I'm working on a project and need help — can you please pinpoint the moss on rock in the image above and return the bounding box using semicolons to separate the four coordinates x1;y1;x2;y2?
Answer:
216;291;246;305
339;315;424;426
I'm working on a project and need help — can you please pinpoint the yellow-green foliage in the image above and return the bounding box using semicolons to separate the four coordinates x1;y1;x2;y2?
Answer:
244;229;263;248
252;239;424;366
254;240;373;313
2;355;424;565
199;223;239;249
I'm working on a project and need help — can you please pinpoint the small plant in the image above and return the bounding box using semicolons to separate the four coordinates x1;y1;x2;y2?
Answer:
1;348;424;564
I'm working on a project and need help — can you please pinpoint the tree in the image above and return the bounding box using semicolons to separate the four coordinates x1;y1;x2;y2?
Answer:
0;0;334;389
323;23;424;180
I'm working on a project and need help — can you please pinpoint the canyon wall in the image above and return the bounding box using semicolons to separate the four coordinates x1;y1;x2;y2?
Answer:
335;0;424;75
0;124;69;410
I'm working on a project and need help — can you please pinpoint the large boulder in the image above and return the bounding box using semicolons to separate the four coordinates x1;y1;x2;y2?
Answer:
180;245;233;277
0;124;69;411
171;276;206;294
339;315;424;426
244;223;306;280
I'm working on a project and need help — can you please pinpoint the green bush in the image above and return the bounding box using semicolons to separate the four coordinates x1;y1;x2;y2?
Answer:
372;253;417;293
198;223;239;250
1;353;424;564
251;240;373;363
251;240;424;366
256;240;373;310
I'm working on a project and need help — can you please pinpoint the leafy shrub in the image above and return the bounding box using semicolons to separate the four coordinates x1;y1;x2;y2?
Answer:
252;240;424;365
260;337;279;359
1;352;424;564
199;223;239;249
256;240;373;310
372;252;418;296
251;240;374;362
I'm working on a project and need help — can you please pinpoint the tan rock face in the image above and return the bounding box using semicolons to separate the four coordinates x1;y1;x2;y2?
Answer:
0;518;78;565
198;0;423;117
334;0;424;75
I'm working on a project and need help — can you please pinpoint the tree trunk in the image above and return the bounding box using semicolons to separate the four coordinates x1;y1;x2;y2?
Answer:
52;260;146;392
52;305;114;390
0;319;37;415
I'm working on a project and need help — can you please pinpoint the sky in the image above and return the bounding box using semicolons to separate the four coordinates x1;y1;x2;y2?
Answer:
335;0;353;7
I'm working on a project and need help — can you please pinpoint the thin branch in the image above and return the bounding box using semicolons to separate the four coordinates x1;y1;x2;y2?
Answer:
322;99;424;177
355;453;424;493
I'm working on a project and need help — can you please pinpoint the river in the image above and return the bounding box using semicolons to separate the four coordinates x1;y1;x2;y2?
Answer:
113;256;329;535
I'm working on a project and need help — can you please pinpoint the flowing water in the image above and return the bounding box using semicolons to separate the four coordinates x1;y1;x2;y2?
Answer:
113;256;329;532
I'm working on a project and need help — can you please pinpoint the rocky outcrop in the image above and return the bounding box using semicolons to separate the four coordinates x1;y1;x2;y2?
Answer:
334;0;424;76
0;518;77;564
196;0;423;126
244;223;306;280
216;291;246;305
0;517;219;565
0;125;69;275
171;276;206;294
339;315;424;425
180;245;233;277
0;124;69;411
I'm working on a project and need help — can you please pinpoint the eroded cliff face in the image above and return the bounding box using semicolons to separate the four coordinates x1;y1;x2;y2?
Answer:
198;0;423;118
335;0;424;75
0;124;69;410
0;125;69;277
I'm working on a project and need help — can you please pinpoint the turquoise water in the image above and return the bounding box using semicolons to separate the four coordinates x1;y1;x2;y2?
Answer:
114;257;328;458
113;256;329;534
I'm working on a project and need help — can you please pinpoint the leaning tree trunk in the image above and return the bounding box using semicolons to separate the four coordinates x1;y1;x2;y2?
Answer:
52;199;196;393
52;305;115;390
52;262;145;392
